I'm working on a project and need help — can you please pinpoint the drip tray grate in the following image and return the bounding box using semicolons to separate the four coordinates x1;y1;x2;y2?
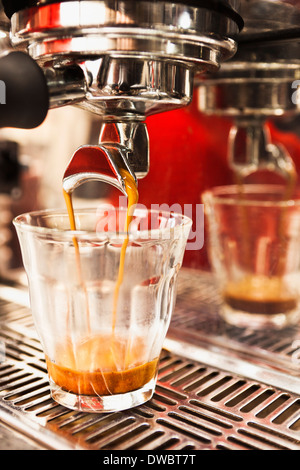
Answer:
170;269;300;382
0;270;299;450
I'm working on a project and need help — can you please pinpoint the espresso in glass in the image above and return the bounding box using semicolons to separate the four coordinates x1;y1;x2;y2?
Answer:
203;180;300;329
223;275;298;316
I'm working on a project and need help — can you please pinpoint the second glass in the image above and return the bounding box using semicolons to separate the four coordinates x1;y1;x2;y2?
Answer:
14;206;192;413
203;185;300;329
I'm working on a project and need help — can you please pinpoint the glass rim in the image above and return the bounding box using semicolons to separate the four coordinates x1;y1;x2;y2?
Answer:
13;206;192;240
202;184;300;208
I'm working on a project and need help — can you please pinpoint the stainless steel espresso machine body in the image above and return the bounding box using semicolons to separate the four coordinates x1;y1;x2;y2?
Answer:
1;0;242;193
4;1;300;182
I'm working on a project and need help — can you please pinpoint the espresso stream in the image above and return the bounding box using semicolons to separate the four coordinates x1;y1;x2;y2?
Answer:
46;163;158;397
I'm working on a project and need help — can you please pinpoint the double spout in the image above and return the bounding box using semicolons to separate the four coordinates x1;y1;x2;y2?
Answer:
63;120;149;196
229;117;296;185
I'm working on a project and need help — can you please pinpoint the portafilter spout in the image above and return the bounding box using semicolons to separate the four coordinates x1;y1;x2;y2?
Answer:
228;117;297;186
63;120;148;196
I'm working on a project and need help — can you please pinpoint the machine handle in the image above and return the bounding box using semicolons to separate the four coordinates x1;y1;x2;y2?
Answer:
0;51;49;129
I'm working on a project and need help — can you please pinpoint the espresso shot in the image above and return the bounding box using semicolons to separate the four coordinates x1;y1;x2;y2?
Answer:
222;275;299;327
203;185;300;329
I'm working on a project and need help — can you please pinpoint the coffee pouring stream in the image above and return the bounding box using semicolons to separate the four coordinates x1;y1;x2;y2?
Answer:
62;118;143;321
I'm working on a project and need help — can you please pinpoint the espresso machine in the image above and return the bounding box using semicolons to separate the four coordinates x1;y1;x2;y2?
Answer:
0;0;242;194
0;1;300;452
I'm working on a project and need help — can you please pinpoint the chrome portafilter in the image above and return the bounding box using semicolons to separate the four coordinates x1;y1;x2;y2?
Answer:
3;0;243;184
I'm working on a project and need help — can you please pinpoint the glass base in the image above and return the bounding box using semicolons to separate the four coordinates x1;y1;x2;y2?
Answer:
50;377;156;413
221;305;300;329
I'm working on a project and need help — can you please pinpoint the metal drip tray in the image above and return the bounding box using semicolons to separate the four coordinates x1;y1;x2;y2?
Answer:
169;270;300;391
0;269;299;450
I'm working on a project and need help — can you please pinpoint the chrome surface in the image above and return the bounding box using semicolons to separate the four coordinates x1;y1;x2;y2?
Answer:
8;1;242;179
44;58;194;119
0;269;299;450
11;1;240;64
63;143;137;196
226;117;296;180
63;121;148;196
196;55;300;179
43;64;87;109
100;121;149;179
10;1;241;120
239;0;300;40
197;2;300;120
197;61;300;118
196;1;300;178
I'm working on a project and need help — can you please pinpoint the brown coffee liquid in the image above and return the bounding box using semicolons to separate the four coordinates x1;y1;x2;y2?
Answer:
224;275;297;315
63;167;139;332
112;168;138;331
55;156;157;396
46;335;158;396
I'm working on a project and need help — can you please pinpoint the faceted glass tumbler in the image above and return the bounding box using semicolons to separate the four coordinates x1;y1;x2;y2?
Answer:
14;206;192;412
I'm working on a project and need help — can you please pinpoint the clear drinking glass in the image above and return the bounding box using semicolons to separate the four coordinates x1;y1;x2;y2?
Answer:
203;185;300;329
14;206;192;412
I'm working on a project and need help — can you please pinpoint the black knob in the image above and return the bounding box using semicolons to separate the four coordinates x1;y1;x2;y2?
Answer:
0;51;49;129
2;0;35;19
